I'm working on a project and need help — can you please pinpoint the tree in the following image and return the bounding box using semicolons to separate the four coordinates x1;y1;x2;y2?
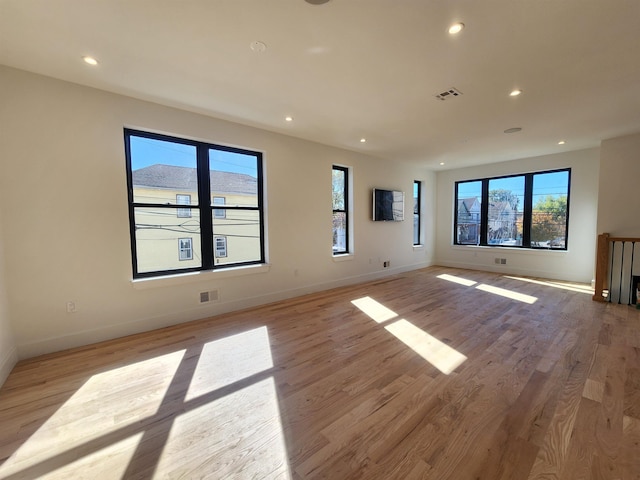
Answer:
531;195;567;245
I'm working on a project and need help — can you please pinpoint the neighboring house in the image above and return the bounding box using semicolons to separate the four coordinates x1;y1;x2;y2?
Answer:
457;197;481;244
487;201;518;244
132;164;258;272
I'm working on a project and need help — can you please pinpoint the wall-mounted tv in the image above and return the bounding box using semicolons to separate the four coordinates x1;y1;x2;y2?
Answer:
373;188;404;221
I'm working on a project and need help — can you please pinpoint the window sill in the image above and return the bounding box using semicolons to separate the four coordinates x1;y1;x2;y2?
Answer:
132;263;271;290
413;244;425;250
450;244;568;255
332;253;354;262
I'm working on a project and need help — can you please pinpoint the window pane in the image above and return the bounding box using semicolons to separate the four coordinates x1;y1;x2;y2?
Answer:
134;207;201;273
332;169;345;210
210;150;258;207
130;136;198;204
212;210;261;265
488;176;524;246
332;212;347;252
531;171;569;248
456;181;482;245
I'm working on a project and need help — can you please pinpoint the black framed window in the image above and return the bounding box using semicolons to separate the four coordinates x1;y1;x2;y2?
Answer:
332;165;349;254
413;181;421;245
454;168;570;249
125;129;265;278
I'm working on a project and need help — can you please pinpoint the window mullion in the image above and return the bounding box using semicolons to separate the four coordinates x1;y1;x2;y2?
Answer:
523;174;533;247
197;146;214;270
480;179;489;246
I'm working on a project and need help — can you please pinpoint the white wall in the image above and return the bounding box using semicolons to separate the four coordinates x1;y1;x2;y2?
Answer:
0;206;18;387
597;132;640;237
434;148;600;283
0;66;435;359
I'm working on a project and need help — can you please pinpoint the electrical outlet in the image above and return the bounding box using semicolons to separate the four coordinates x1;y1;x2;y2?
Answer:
501;258;507;265
66;301;76;313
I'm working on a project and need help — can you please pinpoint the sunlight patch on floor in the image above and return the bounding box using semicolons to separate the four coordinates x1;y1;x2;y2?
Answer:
186;326;273;401
42;433;144;480
476;283;538;304
0;350;186;478
351;296;399;323
504;275;594;294
385;319;467;375
436;273;478;287
158;377;291;478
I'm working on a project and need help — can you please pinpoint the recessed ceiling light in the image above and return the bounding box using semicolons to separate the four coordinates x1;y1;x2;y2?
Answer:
250;41;267;53
509;89;522;96
448;22;465;34
82;56;99;66
558;140;566;145
360;138;366;143
285;116;293;122
504;127;522;134
440;162;445;166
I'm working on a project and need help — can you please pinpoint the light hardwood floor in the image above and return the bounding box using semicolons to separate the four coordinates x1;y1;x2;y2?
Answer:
0;266;639;479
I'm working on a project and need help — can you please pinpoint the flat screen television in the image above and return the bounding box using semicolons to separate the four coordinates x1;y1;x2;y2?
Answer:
373;188;404;221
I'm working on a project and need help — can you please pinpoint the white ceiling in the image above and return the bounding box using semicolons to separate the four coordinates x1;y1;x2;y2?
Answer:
1;0;640;170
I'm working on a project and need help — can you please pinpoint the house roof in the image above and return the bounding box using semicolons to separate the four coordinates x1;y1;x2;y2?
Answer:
132;165;257;195
458;197;479;214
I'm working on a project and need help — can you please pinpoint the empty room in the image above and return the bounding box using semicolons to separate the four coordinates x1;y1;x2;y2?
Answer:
0;1;639;479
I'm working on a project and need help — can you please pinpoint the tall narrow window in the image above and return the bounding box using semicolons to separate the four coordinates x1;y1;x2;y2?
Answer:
332;165;348;254
455;181;482;245
531;170;570;248
413;181;421;245
125;129;264;278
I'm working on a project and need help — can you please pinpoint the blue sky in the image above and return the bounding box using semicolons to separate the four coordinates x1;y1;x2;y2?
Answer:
130;135;257;176
458;171;569;201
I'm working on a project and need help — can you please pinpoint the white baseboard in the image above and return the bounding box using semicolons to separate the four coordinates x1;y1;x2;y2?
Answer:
434;259;590;283
18;261;432;360
0;345;18;388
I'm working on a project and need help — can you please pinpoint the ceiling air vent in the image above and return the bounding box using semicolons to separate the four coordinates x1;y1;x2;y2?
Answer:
435;87;463;101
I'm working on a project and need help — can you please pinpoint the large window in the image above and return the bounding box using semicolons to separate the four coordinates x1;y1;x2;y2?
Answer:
125;129;264;278
413;181;421;245
332;165;349;254
454;169;570;249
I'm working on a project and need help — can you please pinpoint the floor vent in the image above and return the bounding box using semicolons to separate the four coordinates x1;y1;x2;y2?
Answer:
435;87;463;101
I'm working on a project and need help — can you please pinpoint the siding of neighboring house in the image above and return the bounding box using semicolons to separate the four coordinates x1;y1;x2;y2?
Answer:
132;165;259;272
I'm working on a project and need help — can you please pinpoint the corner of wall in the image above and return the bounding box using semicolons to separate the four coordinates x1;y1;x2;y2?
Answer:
0;347;18;388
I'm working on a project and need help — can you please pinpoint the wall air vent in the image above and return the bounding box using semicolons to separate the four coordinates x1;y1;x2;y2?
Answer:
199;290;219;303
435;87;463;101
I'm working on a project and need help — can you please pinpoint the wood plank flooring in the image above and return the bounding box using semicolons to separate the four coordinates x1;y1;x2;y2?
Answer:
0;266;638;479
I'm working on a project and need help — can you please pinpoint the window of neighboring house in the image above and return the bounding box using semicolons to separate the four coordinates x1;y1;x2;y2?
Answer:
125;128;265;278
213;196;226;219
176;194;192;218
214;236;227;258
453;168;570;249
332;165;349;254
413;181;421;245
178;238;193;261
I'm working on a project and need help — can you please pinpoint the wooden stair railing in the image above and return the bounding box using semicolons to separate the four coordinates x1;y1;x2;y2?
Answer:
593;232;640;303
